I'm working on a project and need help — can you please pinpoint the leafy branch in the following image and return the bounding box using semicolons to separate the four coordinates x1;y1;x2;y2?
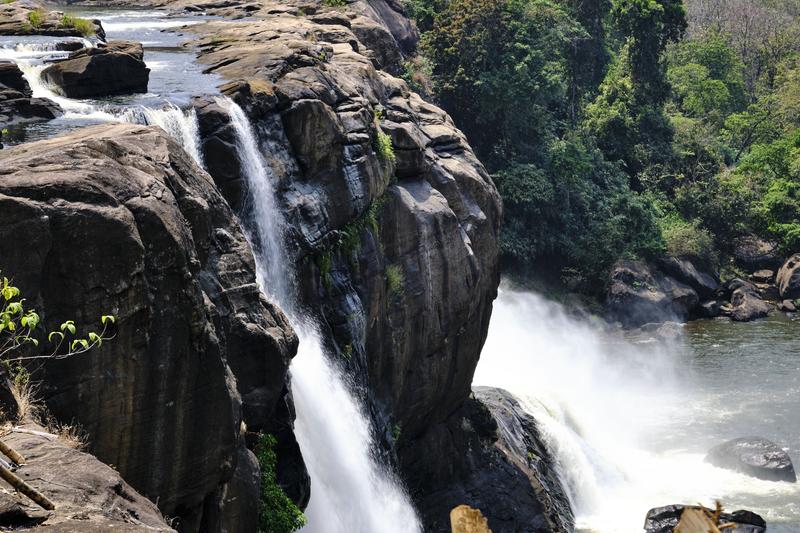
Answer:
0;275;115;364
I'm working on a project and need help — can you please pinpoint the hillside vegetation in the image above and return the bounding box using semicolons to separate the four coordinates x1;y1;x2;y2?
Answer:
405;0;800;293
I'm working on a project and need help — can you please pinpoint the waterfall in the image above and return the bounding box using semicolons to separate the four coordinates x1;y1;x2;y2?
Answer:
473;288;800;532
217;97;421;533
118;106;204;167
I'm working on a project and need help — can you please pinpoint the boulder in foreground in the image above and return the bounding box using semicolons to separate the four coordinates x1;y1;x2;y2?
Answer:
0;423;174;532
706;436;796;482
41;40;149;98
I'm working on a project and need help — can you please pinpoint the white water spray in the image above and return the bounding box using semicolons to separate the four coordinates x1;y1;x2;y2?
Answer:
218;98;421;533
474;288;800;532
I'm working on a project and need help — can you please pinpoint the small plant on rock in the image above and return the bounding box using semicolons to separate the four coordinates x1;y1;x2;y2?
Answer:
386;264;405;296
26;9;45;29
374;130;396;164
60;14;95;37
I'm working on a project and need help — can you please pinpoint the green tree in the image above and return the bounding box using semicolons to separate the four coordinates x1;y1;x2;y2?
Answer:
423;0;581;169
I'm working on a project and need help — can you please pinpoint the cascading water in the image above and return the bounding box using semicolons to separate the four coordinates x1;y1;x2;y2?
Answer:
474;288;800;533
218;98;421;533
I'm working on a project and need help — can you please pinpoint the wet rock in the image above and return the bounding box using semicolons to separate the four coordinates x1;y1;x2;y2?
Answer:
41;40;149;98
644;504;766;533
706;437;797;482
699;300;723;318
0;124;299;530
403;389;572;533
0;61;62;126
779;299;797;312
733;235;784;272
657;256;719;299
750;269;774;283
727;279;772;322
607;261;699;327
777;253;800;300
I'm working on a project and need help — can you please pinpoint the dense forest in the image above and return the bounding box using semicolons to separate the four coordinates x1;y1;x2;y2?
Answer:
402;0;800;296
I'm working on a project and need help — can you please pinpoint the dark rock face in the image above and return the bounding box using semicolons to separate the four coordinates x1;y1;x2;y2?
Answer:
41;41;149;98
726;279;772;322
733;235;784;272
2;423;175;532
399;390;571;533
644;505;766;533
473;387;573;532
0;61;62;127
657;256;719;299
706;437;797;482
777;253;800;300
0;124;299;531
607;260;699;327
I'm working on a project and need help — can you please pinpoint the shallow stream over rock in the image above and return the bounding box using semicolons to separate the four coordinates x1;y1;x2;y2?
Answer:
0;8;219;149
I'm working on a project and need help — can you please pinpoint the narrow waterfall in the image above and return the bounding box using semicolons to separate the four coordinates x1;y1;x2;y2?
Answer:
218;98;421;533
473;289;800;533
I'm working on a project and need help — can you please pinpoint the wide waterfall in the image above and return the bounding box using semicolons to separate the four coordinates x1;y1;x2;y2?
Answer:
218;98;422;533
474;288;800;533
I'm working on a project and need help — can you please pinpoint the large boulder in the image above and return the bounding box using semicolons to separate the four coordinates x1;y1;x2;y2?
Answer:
706;437;797;482
644;505;766;533
733;235;784;272
607;260;699;327
0;61;62;126
776;253;800;300
657;256;719;299
725;279;772;322
41;41;149;98
0;124;301;530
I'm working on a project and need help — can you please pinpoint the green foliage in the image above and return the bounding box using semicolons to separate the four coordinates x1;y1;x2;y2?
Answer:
0;273;115;369
422;0;581;169
497;137;663;291
324;0;347;6
667;34;746;123
658;212;718;267
60;14;95;36
256;434;306;533
386;264;405;296
374;130;396;164
26;9;44;29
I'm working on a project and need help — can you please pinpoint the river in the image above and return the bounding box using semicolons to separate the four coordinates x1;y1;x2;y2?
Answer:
474;287;800;532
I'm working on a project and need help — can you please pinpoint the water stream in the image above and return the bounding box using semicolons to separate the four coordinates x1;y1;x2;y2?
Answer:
218;98;422;533
474;288;800;532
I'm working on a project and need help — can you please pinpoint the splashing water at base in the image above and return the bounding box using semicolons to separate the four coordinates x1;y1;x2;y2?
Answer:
474;288;800;533
218;97;421;533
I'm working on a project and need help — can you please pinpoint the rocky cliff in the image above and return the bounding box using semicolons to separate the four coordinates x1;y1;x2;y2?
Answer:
0;0;573;531
0;124;299;531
